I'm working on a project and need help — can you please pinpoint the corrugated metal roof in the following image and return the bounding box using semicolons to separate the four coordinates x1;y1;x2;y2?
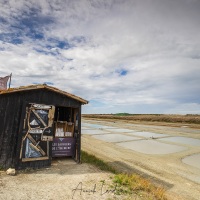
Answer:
0;84;88;104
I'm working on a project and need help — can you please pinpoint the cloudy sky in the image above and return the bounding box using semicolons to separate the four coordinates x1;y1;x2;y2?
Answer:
0;0;200;114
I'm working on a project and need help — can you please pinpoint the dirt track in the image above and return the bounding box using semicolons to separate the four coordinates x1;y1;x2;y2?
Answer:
0;159;136;200
81;118;200;200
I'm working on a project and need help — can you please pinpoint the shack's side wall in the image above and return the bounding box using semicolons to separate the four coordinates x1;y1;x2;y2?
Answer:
0;89;82;169
0;94;23;168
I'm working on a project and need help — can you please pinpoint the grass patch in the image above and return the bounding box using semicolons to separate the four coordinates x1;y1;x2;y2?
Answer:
81;150;117;173
81;150;167;200
113;174;167;200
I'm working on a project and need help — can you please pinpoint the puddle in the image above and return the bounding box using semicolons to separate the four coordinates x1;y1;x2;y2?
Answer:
82;124;104;129
117;140;187;154
82;126;92;130
125;124;200;134
182;153;200;169
82;123;117;129
81;123;92;127
82;129;110;135
92;134;141;143
104;128;135;133
158;137;200;146
127;131;169;138
176;171;200;184
99;126;118;129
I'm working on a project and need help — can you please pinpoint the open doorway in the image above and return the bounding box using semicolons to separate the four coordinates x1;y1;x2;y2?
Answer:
52;106;79;161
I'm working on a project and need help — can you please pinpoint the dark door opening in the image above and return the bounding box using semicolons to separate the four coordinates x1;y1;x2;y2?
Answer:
52;106;79;160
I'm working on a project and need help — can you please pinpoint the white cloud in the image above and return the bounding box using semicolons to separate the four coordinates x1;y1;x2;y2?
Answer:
166;103;200;114
0;0;200;114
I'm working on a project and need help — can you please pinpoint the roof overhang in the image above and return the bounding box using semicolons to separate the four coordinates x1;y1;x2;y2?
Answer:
0;84;89;105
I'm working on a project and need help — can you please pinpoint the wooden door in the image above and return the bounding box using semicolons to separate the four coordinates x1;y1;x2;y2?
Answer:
19;103;55;163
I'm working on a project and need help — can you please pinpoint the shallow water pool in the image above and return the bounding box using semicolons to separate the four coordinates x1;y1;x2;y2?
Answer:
82;129;110;135
127;131;169;138
158;137;200;146
82;123;117;129
92;134;141;143
104;128;135;133
117;140;187;154
182;153;200;169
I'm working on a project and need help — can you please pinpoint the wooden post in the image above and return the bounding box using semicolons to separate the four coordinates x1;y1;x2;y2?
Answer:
8;73;12;89
77;106;81;163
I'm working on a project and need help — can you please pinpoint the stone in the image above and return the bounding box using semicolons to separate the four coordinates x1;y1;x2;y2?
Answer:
6;168;16;176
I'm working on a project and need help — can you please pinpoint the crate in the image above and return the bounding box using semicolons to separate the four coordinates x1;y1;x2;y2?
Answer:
54;121;74;137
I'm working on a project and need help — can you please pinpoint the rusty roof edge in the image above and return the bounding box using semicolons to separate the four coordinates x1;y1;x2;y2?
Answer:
0;84;89;105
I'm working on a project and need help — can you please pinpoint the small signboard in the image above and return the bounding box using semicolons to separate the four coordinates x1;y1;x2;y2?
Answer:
52;138;76;157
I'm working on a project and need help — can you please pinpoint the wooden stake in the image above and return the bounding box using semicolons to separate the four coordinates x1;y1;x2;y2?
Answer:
27;134;46;156
8;73;12;89
32;109;47;127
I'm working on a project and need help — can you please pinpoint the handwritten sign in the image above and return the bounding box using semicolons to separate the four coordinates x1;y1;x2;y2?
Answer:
52;138;76;157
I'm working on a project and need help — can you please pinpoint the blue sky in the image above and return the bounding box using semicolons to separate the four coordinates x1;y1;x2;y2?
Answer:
0;0;200;114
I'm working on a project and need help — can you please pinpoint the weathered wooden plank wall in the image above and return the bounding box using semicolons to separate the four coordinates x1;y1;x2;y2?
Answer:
0;89;82;169
0;94;22;168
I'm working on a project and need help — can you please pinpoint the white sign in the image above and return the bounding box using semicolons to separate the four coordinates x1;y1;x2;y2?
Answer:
30;119;39;126
29;129;43;134
32;104;51;109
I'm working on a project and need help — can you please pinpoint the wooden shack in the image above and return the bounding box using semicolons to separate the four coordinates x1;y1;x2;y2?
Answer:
0;84;88;169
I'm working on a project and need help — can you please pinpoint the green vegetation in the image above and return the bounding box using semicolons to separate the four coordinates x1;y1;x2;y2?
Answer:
81;150;117;173
81;150;167;200
115;113;132;116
